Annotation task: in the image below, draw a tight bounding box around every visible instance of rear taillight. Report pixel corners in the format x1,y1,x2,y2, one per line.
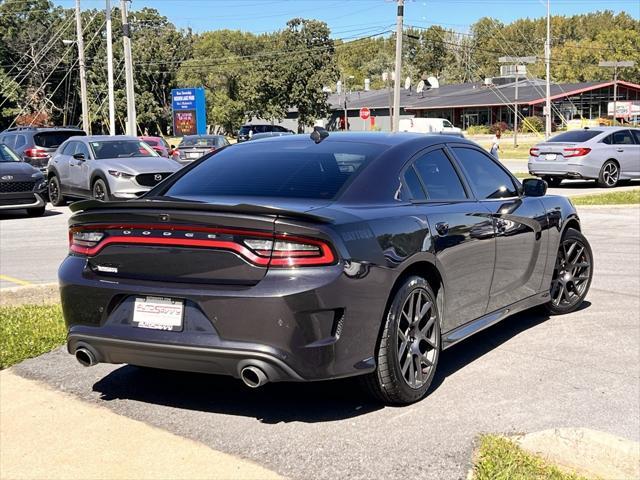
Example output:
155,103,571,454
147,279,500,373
529,147,540,157
69,225,336,267
24,147,49,158
563,147,591,158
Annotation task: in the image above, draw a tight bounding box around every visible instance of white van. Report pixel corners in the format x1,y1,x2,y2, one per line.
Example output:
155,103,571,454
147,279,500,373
399,118,463,136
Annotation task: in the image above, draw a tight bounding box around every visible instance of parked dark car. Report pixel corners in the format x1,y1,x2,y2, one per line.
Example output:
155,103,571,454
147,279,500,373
237,124,293,142
0,126,86,171
173,135,230,164
0,143,47,216
60,132,592,405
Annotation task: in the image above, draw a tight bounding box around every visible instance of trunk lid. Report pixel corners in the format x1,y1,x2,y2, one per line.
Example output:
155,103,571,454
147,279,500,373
68,199,333,286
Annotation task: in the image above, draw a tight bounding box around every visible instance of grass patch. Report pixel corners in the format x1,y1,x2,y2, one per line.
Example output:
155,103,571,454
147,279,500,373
571,189,640,205
473,435,588,480
514,172,539,179
0,304,66,369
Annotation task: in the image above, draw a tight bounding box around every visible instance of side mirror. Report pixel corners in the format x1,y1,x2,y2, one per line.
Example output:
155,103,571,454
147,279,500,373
72,153,85,161
522,177,547,197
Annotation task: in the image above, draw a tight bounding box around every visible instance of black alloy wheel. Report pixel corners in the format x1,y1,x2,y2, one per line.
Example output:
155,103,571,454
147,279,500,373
547,228,593,315
92,178,110,202
362,276,440,405
48,175,65,206
543,176,562,188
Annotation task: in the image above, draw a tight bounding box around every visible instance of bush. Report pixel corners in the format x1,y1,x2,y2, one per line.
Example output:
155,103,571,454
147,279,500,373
521,116,544,133
466,125,491,135
490,121,508,134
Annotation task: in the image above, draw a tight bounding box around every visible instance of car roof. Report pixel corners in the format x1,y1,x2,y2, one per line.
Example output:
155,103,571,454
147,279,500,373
238,131,470,147
81,135,141,142
182,135,225,138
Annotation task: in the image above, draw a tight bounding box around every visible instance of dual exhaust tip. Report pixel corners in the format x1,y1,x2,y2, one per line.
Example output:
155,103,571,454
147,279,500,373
74,347,270,389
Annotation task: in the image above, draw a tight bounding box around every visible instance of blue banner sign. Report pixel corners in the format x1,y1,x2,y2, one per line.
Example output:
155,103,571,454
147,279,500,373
171,87,206,136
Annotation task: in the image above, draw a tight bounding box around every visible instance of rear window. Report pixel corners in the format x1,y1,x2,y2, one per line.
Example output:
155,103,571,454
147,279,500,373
180,137,224,147
548,130,601,143
34,131,85,148
163,140,387,200
143,138,159,147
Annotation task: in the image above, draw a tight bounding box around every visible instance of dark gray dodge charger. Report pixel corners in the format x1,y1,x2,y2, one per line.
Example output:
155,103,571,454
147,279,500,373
60,132,592,405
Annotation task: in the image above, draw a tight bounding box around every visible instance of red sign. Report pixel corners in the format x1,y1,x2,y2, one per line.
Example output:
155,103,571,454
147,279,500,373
359,107,370,120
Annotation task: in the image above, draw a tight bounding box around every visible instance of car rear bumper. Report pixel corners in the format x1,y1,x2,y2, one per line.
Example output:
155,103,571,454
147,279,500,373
528,158,601,179
59,255,391,381
0,192,46,210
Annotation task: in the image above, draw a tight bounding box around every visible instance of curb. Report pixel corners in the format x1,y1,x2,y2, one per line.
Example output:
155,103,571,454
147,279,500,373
514,428,640,480
0,283,59,307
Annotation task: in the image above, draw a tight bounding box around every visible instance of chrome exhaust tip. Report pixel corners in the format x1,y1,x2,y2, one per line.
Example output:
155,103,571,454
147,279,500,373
240,366,268,388
75,347,97,367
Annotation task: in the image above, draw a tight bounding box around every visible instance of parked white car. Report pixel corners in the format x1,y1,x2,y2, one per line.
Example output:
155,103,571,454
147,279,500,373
528,127,640,187
399,118,463,136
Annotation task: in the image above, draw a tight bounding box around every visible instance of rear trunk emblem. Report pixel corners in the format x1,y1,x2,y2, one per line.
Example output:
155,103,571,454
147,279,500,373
154,174,162,181
159,214,170,222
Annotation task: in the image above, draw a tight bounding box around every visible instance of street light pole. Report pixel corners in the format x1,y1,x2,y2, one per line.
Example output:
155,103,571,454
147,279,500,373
599,60,635,123
75,0,90,134
106,0,116,135
121,0,137,136
392,0,404,132
544,0,552,139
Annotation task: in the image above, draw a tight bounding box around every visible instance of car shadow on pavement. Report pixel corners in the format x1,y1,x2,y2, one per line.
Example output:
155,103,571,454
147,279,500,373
0,209,62,220
91,302,590,423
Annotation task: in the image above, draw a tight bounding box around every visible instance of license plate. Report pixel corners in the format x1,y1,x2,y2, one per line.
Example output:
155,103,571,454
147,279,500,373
545,153,557,161
133,296,183,331
187,152,199,158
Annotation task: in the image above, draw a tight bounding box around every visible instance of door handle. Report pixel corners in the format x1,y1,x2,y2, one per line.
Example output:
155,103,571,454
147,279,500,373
616,148,624,152
435,222,449,236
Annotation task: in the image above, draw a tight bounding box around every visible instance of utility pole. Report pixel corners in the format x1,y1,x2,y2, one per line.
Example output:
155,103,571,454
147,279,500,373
106,0,116,135
599,60,635,123
121,0,137,136
392,0,404,132
342,75,353,130
544,0,551,139
499,56,536,147
75,0,90,134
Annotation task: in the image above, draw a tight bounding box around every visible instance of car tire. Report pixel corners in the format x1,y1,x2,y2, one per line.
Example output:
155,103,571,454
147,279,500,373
361,276,441,405
48,175,65,206
545,228,593,315
92,178,111,202
26,206,46,217
597,160,619,188
543,176,562,187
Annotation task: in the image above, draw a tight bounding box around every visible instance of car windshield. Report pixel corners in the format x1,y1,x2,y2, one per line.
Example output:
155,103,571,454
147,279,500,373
163,140,387,200
0,144,20,162
90,140,159,159
548,130,602,143
34,131,85,148
180,137,224,147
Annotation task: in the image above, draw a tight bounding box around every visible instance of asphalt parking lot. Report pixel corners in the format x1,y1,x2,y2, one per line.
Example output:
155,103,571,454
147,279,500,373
9,205,640,479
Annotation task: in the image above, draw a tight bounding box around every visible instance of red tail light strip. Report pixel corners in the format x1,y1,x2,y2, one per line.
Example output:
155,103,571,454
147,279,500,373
69,224,336,267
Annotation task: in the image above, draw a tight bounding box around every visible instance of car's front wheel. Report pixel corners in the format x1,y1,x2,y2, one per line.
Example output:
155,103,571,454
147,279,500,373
362,276,440,405
92,178,110,202
597,160,619,188
48,175,65,206
546,228,593,315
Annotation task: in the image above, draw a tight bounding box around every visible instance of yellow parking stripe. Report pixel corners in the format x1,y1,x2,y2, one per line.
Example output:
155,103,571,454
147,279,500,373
0,274,32,287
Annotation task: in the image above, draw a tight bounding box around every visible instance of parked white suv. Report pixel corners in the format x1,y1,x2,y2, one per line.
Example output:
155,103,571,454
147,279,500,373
399,118,463,136
528,127,640,187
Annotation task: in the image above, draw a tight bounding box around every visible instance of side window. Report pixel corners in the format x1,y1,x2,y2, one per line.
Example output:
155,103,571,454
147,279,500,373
413,148,467,200
452,147,518,199
15,135,26,148
631,130,640,144
3,134,16,148
612,130,634,145
75,142,91,159
403,167,427,200
602,135,613,145
62,142,76,155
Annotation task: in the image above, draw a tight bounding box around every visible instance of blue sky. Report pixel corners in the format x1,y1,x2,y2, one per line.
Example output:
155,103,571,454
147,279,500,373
53,0,639,37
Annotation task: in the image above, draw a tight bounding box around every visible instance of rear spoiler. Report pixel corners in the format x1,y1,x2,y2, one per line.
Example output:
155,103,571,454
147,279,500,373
69,199,333,223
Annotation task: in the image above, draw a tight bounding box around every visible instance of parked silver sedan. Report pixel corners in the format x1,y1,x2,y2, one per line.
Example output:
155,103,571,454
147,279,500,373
528,126,640,187
47,136,181,205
